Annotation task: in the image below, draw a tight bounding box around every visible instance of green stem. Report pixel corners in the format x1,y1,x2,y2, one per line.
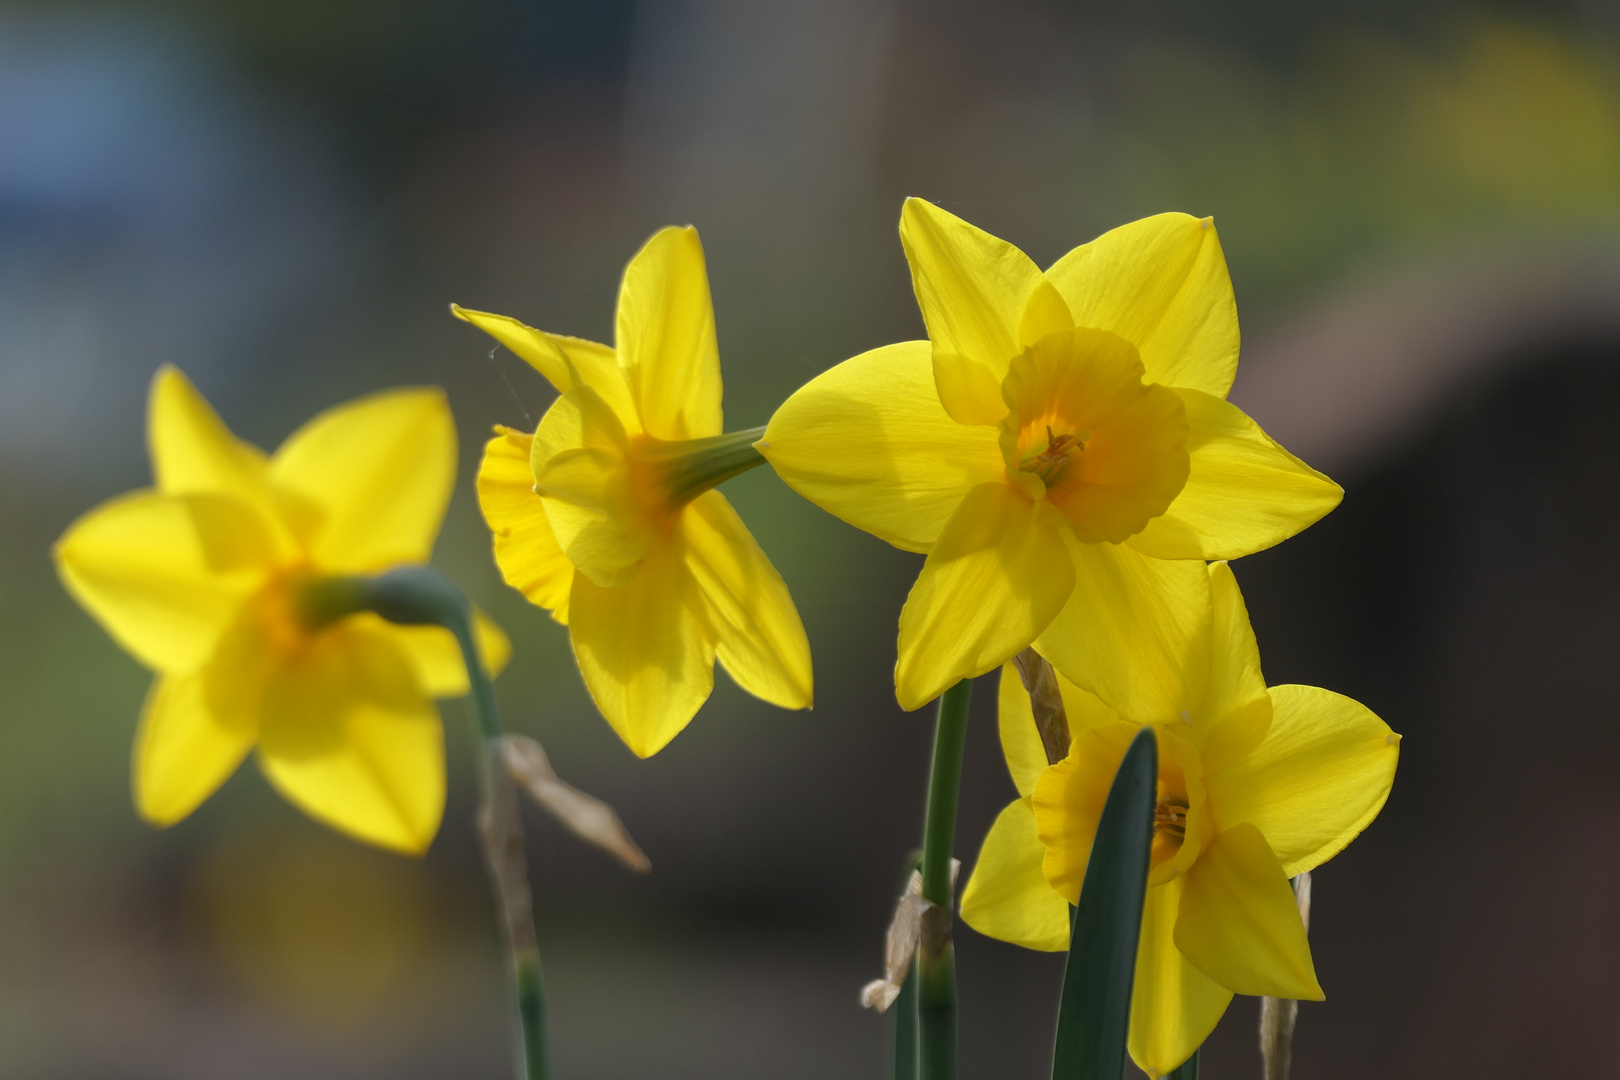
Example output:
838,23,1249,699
917,679,973,1080
307,567,551,1080
891,850,923,1080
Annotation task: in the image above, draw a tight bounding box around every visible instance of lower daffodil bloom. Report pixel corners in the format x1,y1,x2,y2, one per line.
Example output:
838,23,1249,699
959,563,1398,1077
762,199,1341,711
456,225,811,757
53,367,509,853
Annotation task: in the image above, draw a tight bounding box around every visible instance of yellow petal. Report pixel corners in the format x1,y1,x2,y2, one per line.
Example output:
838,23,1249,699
895,483,1074,711
476,426,573,621
1194,562,1272,775
450,305,640,430
1032,720,1140,903
615,226,722,440
1128,878,1234,1079
1128,391,1342,561
54,491,274,672
269,388,456,574
759,340,1003,553
998,660,1123,796
147,369,290,560
257,624,445,854
1044,213,1239,398
998,662,1049,797
133,671,256,826
568,545,715,758
532,386,653,587
960,797,1071,952
682,491,812,709
1174,822,1323,1000
1208,684,1399,876
899,198,1054,425
372,608,512,699
1035,536,1211,723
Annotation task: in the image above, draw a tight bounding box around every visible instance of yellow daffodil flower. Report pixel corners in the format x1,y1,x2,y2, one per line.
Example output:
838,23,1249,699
53,367,509,853
456,225,812,757
958,563,1397,1077
761,200,1341,711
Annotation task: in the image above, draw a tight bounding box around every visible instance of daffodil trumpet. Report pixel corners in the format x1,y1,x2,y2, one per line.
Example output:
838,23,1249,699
302,565,551,1080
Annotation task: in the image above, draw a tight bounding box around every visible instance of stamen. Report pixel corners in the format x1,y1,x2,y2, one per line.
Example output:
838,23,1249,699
1020,424,1087,485
1153,798,1188,839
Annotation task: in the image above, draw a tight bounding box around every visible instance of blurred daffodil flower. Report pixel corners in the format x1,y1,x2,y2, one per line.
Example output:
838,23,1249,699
959,563,1397,1077
457,225,811,757
762,200,1341,711
54,368,509,853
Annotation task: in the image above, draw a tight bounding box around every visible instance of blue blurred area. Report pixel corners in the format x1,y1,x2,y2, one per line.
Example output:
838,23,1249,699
3,1,1620,1077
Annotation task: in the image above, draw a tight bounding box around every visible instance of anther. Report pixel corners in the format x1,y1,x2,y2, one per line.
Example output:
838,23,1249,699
1153,798,1188,839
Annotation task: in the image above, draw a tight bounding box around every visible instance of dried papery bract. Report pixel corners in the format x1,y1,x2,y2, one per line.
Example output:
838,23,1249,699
860,860,960,1013
1260,871,1313,1080
501,735,650,873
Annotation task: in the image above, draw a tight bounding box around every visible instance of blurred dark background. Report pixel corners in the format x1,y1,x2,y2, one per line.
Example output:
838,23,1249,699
3,0,1619,1076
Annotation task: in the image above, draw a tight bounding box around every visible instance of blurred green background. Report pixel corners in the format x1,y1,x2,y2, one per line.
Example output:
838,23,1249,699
4,1,1620,1076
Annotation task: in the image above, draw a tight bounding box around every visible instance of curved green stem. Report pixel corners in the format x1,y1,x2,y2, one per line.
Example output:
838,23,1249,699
917,679,973,1080
305,567,551,1080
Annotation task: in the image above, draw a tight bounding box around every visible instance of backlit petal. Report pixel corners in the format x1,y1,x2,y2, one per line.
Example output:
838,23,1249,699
133,671,256,826
54,491,274,672
568,545,715,758
258,625,445,853
997,660,1122,796
616,226,722,440
1045,213,1239,398
960,797,1071,952
533,387,653,587
895,483,1073,711
1128,391,1341,561
899,198,1051,424
269,388,456,573
1194,562,1272,774
1175,822,1323,999
682,491,812,710
760,340,1003,553
1035,536,1211,723
476,426,573,621
451,305,640,430
1209,684,1398,876
147,369,290,560
373,609,512,699
1128,878,1234,1079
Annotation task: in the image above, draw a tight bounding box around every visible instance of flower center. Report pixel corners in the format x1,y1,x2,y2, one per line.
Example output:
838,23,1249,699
1018,424,1089,486
1153,797,1189,841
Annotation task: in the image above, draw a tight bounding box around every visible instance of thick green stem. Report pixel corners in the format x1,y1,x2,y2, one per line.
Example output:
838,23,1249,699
917,679,973,1080
305,567,551,1080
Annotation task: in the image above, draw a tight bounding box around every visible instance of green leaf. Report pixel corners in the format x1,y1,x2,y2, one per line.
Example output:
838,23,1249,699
1050,726,1157,1079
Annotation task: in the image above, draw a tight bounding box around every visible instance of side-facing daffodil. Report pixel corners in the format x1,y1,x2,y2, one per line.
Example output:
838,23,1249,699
958,562,1398,1077
762,200,1341,712
54,367,509,853
455,225,812,757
